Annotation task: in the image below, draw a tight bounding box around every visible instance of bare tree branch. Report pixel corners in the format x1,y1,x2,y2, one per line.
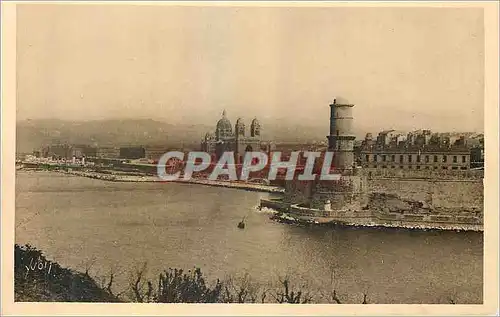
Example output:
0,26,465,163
131,262,147,303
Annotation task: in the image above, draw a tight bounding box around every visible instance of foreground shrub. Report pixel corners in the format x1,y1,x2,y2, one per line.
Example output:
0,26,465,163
13,244,377,304
14,244,119,302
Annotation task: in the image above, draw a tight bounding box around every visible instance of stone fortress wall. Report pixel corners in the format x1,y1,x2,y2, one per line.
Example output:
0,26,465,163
263,174,483,230
265,167,484,230
363,168,483,211
261,98,484,231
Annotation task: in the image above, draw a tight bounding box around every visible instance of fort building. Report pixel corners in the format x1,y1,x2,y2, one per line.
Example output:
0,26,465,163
357,130,472,170
261,97,484,231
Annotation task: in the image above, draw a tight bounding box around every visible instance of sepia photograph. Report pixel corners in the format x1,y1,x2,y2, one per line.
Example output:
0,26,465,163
1,1,499,316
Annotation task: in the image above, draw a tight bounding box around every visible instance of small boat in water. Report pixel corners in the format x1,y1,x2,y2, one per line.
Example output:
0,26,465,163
237,217,246,229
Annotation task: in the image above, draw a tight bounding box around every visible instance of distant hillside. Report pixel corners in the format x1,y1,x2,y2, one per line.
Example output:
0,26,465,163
16,116,480,154
16,118,343,153
16,119,206,153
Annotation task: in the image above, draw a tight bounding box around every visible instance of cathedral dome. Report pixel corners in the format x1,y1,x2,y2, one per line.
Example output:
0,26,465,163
216,110,232,131
216,110,233,139
216,117,232,132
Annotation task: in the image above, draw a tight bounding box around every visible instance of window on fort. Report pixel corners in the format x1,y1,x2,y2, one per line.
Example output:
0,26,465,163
452,166,458,170
417,155,421,163
382,165,387,168
391,166,395,168
425,155,429,163
399,166,404,169
409,166,412,169
461,166,467,170
442,155,447,163
399,155,403,163
425,166,429,169
373,155,377,162
462,156,466,163
434,166,438,169
442,166,447,170
416,166,421,169
365,155,369,162
453,156,457,163
382,155,386,162
408,155,412,163
391,155,395,162
434,155,438,162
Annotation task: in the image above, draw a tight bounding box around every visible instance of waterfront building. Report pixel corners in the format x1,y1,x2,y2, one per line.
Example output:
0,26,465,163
40,143,73,160
71,147,84,159
81,145,97,158
95,146,120,159
470,146,484,169
469,134,485,169
144,146,169,162
119,146,145,159
358,130,472,170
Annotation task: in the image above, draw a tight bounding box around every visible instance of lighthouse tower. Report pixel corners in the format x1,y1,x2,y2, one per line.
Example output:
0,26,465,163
327,97,356,171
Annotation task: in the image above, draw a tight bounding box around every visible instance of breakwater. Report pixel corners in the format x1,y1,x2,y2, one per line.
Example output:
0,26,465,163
47,169,285,193
172,178,284,193
260,199,483,232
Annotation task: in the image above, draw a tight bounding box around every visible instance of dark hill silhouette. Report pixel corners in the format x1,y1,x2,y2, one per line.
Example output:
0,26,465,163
16,118,352,153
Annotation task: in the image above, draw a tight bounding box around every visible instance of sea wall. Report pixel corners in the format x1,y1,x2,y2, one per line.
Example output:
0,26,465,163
367,178,483,212
260,199,291,212
371,208,482,227
270,168,484,231
282,170,483,213
260,199,483,231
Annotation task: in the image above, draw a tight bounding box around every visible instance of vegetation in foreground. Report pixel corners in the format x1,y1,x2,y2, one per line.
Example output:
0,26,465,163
15,244,460,304
15,244,119,302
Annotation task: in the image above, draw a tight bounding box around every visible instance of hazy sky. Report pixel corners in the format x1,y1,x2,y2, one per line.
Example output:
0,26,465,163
17,5,484,132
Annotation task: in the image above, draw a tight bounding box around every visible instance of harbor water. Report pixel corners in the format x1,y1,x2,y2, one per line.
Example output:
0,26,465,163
15,171,483,303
